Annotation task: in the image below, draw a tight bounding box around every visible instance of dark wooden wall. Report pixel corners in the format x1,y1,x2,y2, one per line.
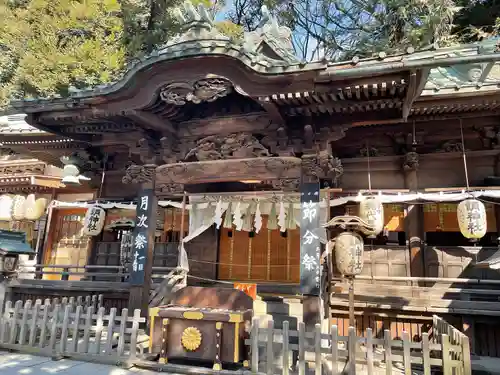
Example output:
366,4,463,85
341,150,497,191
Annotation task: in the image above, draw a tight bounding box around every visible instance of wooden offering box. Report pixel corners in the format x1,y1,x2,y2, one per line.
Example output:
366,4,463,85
149,286,253,370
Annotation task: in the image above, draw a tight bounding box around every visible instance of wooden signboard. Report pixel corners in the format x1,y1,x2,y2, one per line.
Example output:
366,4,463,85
130,189,154,285
299,182,321,296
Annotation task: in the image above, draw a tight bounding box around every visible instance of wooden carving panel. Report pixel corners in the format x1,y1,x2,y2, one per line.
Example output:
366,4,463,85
156,157,301,184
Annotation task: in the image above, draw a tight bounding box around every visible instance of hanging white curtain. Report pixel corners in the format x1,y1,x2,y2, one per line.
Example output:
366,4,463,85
178,199,231,272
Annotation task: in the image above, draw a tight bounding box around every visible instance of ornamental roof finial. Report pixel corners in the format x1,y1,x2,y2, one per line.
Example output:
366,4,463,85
174,0,214,32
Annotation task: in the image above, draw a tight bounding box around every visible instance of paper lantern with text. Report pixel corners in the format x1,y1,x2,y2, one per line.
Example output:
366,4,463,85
334,231,364,276
82,206,106,236
0,195,13,221
11,195,26,220
457,198,487,240
359,196,384,236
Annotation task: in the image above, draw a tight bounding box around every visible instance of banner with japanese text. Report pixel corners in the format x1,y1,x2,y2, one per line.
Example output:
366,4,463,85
300,182,321,296
130,188,154,285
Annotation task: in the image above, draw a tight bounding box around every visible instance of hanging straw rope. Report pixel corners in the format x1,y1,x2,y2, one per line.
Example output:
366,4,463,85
367,140,372,193
459,118,470,192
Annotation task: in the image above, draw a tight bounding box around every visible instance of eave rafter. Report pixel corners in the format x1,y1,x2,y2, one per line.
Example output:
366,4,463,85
402,68,430,121
126,110,176,135
257,97,285,125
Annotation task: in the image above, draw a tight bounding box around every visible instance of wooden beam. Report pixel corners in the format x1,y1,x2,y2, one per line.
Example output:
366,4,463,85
424,186,500,192
257,98,285,125
314,72,407,86
290,98,401,114
26,114,92,142
414,92,500,108
30,176,65,189
176,113,275,138
127,110,176,134
92,132,143,147
402,68,430,121
479,62,495,83
156,156,302,185
349,110,500,128
402,71,417,121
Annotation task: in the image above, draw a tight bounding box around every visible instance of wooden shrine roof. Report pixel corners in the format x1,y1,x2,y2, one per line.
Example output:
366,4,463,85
2,3,500,188
0,158,66,193
7,4,500,133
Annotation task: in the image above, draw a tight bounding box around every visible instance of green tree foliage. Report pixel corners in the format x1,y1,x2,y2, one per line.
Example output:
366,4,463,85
454,0,500,41
0,0,242,110
0,0,125,107
228,0,460,60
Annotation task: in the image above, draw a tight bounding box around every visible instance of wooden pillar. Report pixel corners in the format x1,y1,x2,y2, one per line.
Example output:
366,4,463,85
403,152,425,279
462,317,476,354
494,155,500,246
300,154,322,329
127,165,158,317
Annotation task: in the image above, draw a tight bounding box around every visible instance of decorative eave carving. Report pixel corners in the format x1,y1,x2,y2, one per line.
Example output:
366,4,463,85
300,124,347,154
122,164,157,184
301,151,343,187
359,146,381,157
435,140,464,153
156,183,184,196
403,151,419,171
184,133,271,161
160,78,233,106
156,156,301,185
386,131,425,155
474,125,500,149
0,161,46,176
261,127,290,155
265,178,300,191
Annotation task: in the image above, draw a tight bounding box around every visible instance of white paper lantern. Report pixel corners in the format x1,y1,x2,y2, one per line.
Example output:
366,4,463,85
0,195,13,221
24,194,36,220
334,231,364,276
359,196,384,236
457,198,487,240
12,195,26,220
24,195,47,221
82,205,106,236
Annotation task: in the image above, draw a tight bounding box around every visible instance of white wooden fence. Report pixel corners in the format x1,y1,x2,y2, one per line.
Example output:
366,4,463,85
248,318,472,375
433,315,472,373
0,299,144,365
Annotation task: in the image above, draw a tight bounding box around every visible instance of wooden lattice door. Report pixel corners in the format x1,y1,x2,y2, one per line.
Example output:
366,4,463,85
43,208,90,280
218,217,300,283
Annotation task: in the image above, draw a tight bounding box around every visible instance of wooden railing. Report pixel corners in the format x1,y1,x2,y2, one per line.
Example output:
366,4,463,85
0,299,145,366
94,242,178,270
433,315,472,369
18,264,178,282
248,318,472,375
